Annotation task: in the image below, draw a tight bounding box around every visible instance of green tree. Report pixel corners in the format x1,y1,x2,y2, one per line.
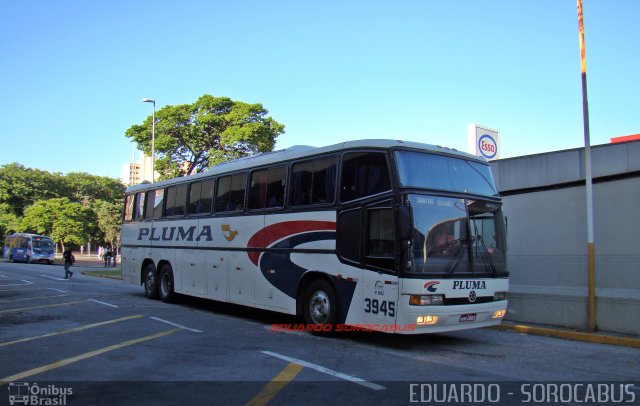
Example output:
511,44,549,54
64,172,126,205
0,163,66,215
93,200,122,249
125,94,285,180
0,203,20,249
21,198,95,252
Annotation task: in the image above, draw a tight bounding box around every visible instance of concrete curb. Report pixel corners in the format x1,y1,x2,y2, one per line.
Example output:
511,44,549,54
492,322,640,348
80,271,122,280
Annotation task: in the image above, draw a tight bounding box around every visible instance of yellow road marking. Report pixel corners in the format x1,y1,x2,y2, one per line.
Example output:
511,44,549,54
0,315,144,348
245,362,304,406
0,328,181,385
0,294,68,304
0,300,88,314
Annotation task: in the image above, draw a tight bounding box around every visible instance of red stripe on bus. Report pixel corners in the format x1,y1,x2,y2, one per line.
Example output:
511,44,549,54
247,221,336,265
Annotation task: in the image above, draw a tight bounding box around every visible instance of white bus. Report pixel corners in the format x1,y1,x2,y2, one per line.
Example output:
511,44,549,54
3,233,55,264
121,140,508,334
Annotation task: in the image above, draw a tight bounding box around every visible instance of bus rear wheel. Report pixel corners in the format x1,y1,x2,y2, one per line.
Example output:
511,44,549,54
303,279,339,330
143,264,159,300
159,264,175,303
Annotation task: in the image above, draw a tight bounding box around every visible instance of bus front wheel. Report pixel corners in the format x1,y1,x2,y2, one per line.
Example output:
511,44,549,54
303,279,339,329
143,264,159,300
159,264,175,303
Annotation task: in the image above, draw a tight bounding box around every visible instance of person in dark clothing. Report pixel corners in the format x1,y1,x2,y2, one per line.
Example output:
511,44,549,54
63,249,75,279
105,249,112,267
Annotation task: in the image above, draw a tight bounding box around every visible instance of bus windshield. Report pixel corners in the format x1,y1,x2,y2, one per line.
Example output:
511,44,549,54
32,238,54,253
395,151,498,198
406,195,507,277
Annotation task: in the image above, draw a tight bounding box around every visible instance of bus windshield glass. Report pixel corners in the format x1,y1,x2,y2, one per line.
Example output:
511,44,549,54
406,195,507,276
32,238,54,253
395,151,498,197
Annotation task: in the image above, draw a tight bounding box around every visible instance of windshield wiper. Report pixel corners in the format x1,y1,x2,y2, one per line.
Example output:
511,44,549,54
472,222,497,274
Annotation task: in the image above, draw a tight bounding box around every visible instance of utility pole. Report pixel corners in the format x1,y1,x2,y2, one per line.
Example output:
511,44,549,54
577,0,596,331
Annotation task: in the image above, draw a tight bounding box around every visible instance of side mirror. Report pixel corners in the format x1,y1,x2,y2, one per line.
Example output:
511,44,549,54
397,205,412,241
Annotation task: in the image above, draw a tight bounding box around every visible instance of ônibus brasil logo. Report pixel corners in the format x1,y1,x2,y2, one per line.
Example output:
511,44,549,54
423,281,440,293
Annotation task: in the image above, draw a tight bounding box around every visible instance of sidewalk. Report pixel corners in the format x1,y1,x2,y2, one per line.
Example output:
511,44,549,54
492,321,640,348
54,253,120,270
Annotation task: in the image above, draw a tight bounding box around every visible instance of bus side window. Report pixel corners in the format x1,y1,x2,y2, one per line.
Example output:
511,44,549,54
337,208,362,265
123,194,134,222
291,161,313,206
165,186,177,217
291,156,336,207
216,176,231,212
249,170,268,210
250,166,285,210
312,157,336,204
231,174,246,211
188,180,214,215
266,166,285,208
216,174,246,212
340,152,391,202
164,184,187,217
173,184,188,216
135,192,145,221
145,188,164,220
366,207,396,272
199,180,214,214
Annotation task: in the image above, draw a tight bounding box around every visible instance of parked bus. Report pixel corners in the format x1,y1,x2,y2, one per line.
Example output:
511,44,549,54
121,140,508,333
3,233,55,264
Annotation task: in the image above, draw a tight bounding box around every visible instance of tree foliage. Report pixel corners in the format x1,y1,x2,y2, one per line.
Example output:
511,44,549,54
125,94,285,180
0,203,20,241
21,198,96,251
0,163,67,215
92,200,122,249
64,172,126,204
0,163,125,249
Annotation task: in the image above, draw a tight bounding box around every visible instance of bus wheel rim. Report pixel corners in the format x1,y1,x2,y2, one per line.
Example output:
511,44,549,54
145,272,155,292
161,273,171,295
310,291,330,324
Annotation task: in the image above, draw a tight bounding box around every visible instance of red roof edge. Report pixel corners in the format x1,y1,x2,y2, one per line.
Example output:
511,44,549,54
610,134,640,143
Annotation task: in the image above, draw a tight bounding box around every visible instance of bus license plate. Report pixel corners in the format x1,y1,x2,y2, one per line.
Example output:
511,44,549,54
459,313,477,322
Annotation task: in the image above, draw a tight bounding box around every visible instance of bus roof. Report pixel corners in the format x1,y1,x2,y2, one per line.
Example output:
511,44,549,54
6,233,52,239
125,139,485,193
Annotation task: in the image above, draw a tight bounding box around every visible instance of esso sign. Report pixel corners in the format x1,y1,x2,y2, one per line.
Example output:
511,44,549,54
478,134,497,159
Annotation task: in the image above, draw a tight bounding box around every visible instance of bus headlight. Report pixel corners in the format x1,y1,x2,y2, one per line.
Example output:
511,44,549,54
409,294,444,306
492,309,507,318
417,315,439,325
493,291,507,301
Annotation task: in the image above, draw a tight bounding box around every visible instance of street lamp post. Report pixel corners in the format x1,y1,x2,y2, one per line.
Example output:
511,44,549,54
142,98,156,183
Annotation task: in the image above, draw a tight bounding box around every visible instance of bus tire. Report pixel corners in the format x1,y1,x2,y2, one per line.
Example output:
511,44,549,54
303,279,339,331
143,263,159,300
159,264,175,303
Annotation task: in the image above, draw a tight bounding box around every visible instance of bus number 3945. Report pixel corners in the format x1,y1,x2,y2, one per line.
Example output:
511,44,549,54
364,298,395,317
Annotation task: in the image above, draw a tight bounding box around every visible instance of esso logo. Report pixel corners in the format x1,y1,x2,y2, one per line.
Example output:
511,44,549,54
478,134,497,159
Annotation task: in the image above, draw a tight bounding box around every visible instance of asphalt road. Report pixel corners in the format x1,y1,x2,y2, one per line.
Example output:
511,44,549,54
1,260,639,406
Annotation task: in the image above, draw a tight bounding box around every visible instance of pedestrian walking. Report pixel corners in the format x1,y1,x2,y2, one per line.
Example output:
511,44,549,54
63,249,75,279
105,248,112,267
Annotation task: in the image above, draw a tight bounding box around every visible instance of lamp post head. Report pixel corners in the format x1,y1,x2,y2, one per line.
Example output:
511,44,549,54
142,98,155,104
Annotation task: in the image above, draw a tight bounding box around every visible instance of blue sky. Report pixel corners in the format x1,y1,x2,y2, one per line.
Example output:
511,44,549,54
1,0,638,179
